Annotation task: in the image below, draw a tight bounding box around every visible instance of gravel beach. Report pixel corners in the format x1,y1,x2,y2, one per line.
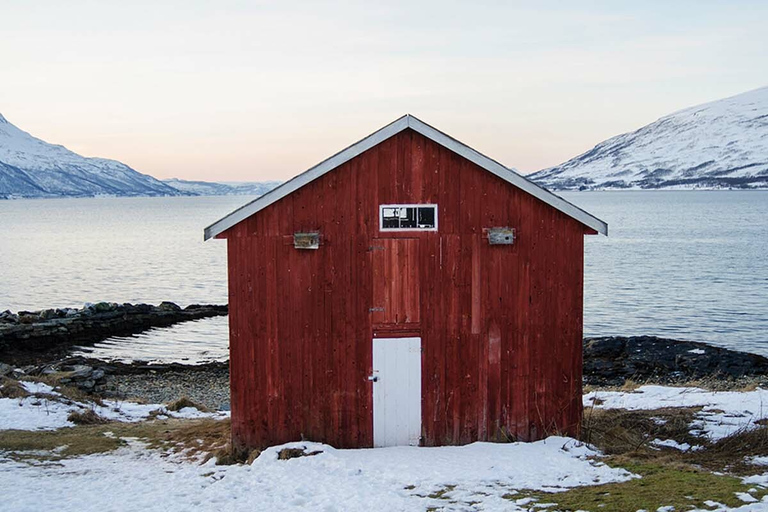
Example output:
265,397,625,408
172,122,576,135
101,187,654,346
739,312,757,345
103,366,230,411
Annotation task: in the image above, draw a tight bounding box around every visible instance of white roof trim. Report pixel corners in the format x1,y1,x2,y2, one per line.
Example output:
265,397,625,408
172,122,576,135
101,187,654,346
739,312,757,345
204,115,607,240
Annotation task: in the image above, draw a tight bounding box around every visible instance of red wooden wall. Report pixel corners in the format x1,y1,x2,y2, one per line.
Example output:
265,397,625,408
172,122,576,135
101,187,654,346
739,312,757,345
221,129,590,450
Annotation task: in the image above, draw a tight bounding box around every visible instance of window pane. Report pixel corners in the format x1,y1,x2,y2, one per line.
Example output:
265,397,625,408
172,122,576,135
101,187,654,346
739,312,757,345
400,207,417,228
381,204,437,230
382,208,400,228
417,207,435,228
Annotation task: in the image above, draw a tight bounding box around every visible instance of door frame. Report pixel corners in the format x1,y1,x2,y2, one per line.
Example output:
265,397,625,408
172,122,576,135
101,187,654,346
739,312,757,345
371,336,422,447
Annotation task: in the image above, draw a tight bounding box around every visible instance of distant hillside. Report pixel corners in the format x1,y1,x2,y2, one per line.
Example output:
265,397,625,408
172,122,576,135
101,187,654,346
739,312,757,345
529,87,768,190
163,178,281,197
0,114,183,199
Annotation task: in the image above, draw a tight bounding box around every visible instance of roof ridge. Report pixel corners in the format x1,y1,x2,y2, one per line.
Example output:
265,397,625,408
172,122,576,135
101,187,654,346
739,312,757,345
204,116,607,240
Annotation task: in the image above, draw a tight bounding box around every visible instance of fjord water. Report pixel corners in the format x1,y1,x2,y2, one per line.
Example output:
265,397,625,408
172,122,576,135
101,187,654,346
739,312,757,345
565,190,768,356
0,191,766,362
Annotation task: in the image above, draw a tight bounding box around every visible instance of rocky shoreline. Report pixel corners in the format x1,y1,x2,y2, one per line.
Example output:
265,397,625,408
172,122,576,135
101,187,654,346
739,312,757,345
0,301,228,365
583,335,768,385
1,331,766,411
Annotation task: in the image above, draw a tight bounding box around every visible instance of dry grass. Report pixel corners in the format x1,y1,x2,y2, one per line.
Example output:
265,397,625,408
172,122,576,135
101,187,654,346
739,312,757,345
67,409,110,425
153,418,229,455
0,377,29,398
0,418,235,464
687,425,768,474
581,406,703,456
135,416,256,465
620,379,642,392
0,425,126,460
59,385,105,406
588,375,768,393
277,446,322,460
582,403,768,476
166,397,209,413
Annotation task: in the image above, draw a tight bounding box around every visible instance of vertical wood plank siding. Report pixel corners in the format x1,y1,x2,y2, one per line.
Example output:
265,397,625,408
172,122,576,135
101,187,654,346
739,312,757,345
223,129,588,449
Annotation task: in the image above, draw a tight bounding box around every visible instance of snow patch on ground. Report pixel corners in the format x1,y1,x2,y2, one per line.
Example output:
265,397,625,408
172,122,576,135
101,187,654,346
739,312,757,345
584,385,768,440
693,495,768,511
652,438,702,452
0,381,227,430
20,381,60,395
743,473,768,488
0,438,635,512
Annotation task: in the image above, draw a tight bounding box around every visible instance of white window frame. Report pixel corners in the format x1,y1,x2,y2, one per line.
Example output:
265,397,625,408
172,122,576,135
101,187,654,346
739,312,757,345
379,204,438,232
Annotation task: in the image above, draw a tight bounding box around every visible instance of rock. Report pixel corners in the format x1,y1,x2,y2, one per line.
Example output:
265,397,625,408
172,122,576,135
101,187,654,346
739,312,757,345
0,362,13,377
92,302,112,313
0,310,19,324
39,309,57,320
69,365,93,379
158,301,181,312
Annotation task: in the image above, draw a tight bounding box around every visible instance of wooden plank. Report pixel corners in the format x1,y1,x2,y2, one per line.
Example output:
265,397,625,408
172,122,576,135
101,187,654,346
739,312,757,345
224,130,586,449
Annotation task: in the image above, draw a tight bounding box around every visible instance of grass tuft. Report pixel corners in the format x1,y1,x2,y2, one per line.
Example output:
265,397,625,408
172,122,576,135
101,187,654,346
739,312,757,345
166,397,209,412
0,377,30,398
67,409,110,425
277,446,322,461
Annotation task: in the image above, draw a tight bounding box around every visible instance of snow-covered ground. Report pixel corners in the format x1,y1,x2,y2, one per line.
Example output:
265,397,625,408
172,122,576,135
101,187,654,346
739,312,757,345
0,438,633,512
3,382,768,511
584,385,768,440
0,381,227,431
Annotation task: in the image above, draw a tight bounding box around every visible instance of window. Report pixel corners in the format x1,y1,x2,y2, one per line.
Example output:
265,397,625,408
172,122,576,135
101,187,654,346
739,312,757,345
379,204,437,231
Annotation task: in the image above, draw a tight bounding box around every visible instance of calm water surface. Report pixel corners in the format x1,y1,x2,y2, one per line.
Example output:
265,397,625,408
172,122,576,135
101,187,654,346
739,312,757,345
0,191,766,361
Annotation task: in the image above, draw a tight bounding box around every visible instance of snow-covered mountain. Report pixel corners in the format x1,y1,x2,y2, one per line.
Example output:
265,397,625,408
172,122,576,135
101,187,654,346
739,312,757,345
0,114,183,199
529,87,768,190
163,178,281,197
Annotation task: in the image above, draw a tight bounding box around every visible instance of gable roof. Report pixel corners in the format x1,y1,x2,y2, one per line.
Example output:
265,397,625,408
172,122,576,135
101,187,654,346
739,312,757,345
204,115,608,240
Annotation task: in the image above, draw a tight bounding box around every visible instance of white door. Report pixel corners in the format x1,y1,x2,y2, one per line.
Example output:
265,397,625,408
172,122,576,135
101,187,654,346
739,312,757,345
372,337,422,447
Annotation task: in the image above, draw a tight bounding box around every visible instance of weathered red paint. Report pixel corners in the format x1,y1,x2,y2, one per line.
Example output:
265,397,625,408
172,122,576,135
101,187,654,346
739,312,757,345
221,129,590,449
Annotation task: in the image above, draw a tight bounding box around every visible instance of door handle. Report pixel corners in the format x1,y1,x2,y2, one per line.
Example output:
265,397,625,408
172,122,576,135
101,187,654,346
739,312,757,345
368,375,379,382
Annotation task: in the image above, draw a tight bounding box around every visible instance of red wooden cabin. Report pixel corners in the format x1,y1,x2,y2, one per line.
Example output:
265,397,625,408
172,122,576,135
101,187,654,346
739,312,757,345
205,115,607,450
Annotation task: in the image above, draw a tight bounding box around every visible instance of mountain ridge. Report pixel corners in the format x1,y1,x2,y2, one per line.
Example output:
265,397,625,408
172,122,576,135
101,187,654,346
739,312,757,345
0,114,184,199
162,178,281,197
528,86,768,190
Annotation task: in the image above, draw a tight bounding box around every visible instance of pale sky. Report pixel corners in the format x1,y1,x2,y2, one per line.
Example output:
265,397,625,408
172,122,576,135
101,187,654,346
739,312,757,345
2,1,767,181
